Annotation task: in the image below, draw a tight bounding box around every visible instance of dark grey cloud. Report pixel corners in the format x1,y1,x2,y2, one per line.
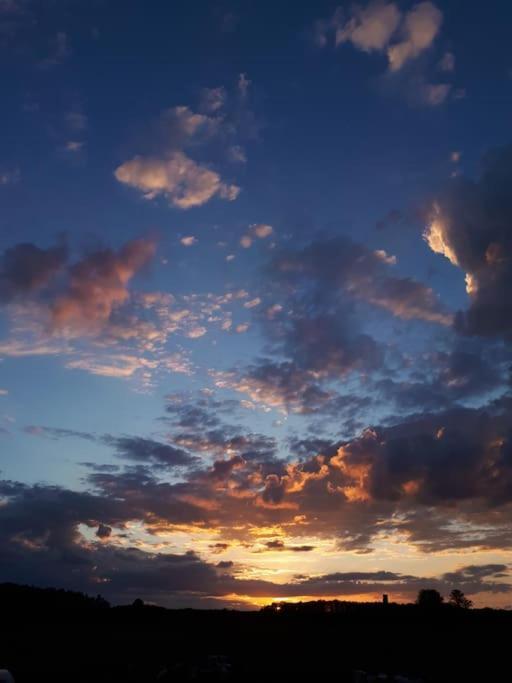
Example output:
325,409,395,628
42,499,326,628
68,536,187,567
269,237,451,328
426,144,512,338
0,242,67,303
0,237,156,339
261,540,315,552
96,523,112,538
103,435,196,469
24,426,198,470
375,347,507,412
223,235,453,417
0,477,509,606
21,395,512,555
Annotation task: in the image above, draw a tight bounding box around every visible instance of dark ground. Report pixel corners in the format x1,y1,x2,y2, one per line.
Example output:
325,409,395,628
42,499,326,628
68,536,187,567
1,583,510,682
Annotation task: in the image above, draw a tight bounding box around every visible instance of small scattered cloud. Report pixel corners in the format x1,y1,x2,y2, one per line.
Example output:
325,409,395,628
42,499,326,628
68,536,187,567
387,2,442,72
180,236,198,247
115,152,240,209
317,2,454,107
439,51,455,72
318,1,443,72
418,81,451,107
65,141,85,153
199,86,226,113
240,223,273,248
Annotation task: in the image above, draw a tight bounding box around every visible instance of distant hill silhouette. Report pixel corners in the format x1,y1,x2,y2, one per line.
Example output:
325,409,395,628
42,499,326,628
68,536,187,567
1,582,511,682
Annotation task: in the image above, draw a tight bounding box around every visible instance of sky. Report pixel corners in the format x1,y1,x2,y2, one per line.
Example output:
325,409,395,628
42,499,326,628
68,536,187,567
1,0,512,610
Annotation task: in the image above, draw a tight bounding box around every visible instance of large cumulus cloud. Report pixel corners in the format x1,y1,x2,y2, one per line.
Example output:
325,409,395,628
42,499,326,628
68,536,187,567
425,144,512,338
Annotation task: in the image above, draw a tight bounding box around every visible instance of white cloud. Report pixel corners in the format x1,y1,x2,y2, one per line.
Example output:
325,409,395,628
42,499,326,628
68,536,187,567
336,1,401,52
180,236,198,247
320,2,443,72
160,105,219,144
374,249,397,265
252,223,273,238
187,326,207,339
387,2,442,72
115,152,240,209
240,223,274,249
66,354,157,379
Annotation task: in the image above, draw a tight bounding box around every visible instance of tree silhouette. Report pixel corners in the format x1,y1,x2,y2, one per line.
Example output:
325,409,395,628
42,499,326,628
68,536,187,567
416,588,444,608
448,589,472,609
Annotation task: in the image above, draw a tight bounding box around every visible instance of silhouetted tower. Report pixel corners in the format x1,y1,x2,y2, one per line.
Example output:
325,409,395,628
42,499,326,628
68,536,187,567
382,594,389,606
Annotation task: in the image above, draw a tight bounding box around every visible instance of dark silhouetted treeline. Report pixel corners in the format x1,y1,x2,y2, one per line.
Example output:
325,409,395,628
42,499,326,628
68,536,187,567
1,583,511,682
0,582,110,612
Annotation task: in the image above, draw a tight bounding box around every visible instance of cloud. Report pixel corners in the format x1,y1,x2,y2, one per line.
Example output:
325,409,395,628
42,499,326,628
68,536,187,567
104,435,197,469
418,81,451,106
114,81,255,210
218,237,449,418
5,391,512,608
375,347,505,412
0,477,510,606
96,523,112,539
424,144,512,337
115,152,240,209
319,2,443,72
199,87,226,113
214,362,333,414
260,539,315,552
387,2,442,72
0,242,67,303
439,51,455,72
317,2,452,107
228,145,247,163
335,1,401,52
50,237,156,335
180,236,198,247
156,105,220,148
65,141,84,154
0,236,156,340
240,223,273,248
270,237,451,326
25,425,198,470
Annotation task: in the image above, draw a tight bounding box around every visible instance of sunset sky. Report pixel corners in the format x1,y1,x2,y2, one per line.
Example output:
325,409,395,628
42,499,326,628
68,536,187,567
2,0,512,609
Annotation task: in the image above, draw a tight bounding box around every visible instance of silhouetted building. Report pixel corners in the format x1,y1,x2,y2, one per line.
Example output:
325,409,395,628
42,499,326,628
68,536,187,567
383,594,389,606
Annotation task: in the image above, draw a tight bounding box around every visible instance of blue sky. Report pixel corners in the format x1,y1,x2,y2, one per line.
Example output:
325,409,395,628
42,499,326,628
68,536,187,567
2,0,512,608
